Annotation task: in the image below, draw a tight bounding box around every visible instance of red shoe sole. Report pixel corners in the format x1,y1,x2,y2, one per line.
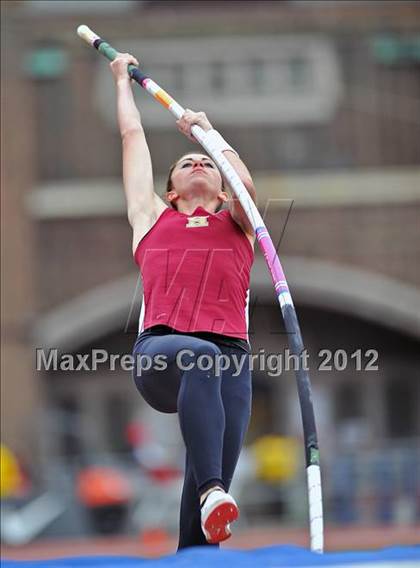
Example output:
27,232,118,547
203,501,239,544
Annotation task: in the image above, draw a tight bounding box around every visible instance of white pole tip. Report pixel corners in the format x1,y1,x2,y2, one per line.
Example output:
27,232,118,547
77,25,99,45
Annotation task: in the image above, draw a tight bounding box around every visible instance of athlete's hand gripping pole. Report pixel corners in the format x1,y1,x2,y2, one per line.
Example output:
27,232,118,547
77,24,324,553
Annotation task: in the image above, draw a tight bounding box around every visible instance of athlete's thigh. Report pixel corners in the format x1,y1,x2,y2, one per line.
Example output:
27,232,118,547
132,334,183,413
132,333,222,413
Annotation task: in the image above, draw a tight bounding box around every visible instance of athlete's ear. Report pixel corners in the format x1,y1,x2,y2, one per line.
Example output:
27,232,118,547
217,191,229,203
166,190,179,205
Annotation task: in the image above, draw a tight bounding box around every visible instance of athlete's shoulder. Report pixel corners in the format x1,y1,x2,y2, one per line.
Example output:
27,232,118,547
215,207,231,218
217,207,255,250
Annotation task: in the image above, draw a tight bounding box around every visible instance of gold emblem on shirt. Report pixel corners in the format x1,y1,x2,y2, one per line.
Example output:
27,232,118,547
186,216,209,228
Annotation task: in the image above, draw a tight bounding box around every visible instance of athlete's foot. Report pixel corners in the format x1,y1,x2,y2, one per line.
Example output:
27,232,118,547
200,489,239,544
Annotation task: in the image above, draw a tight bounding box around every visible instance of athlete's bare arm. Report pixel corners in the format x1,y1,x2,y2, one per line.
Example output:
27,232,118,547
177,110,257,241
110,53,167,253
220,150,257,240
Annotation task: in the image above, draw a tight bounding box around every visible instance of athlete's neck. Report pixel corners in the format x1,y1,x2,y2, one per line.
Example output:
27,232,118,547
176,198,219,216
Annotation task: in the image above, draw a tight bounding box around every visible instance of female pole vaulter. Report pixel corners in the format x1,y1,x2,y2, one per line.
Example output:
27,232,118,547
110,52,257,549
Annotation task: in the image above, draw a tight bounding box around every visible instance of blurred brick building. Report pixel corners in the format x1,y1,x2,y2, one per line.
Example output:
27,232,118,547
2,0,420,492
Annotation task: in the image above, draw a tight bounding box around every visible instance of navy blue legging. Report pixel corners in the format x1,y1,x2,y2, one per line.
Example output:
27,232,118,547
132,332,252,549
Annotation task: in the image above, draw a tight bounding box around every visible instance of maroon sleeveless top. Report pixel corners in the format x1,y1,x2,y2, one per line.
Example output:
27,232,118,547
134,206,254,341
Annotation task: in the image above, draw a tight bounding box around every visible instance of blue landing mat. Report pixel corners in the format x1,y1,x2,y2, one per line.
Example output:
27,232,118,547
2,545,420,567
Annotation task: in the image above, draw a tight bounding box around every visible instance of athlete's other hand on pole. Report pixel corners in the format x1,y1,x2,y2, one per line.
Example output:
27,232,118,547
110,52,139,84
177,109,213,142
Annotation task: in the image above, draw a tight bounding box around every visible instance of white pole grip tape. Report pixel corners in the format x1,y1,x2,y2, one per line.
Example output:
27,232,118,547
307,464,324,553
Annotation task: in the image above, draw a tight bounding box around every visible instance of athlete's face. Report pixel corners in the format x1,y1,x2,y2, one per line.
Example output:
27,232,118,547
169,153,224,200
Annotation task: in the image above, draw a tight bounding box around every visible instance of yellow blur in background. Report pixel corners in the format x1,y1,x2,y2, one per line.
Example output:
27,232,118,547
0,443,26,499
252,436,299,483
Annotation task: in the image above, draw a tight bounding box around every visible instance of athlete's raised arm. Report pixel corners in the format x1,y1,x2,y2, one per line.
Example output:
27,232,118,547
110,53,167,251
176,109,257,239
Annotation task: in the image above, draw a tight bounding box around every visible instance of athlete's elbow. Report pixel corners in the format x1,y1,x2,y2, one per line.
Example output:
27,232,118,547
121,125,144,140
